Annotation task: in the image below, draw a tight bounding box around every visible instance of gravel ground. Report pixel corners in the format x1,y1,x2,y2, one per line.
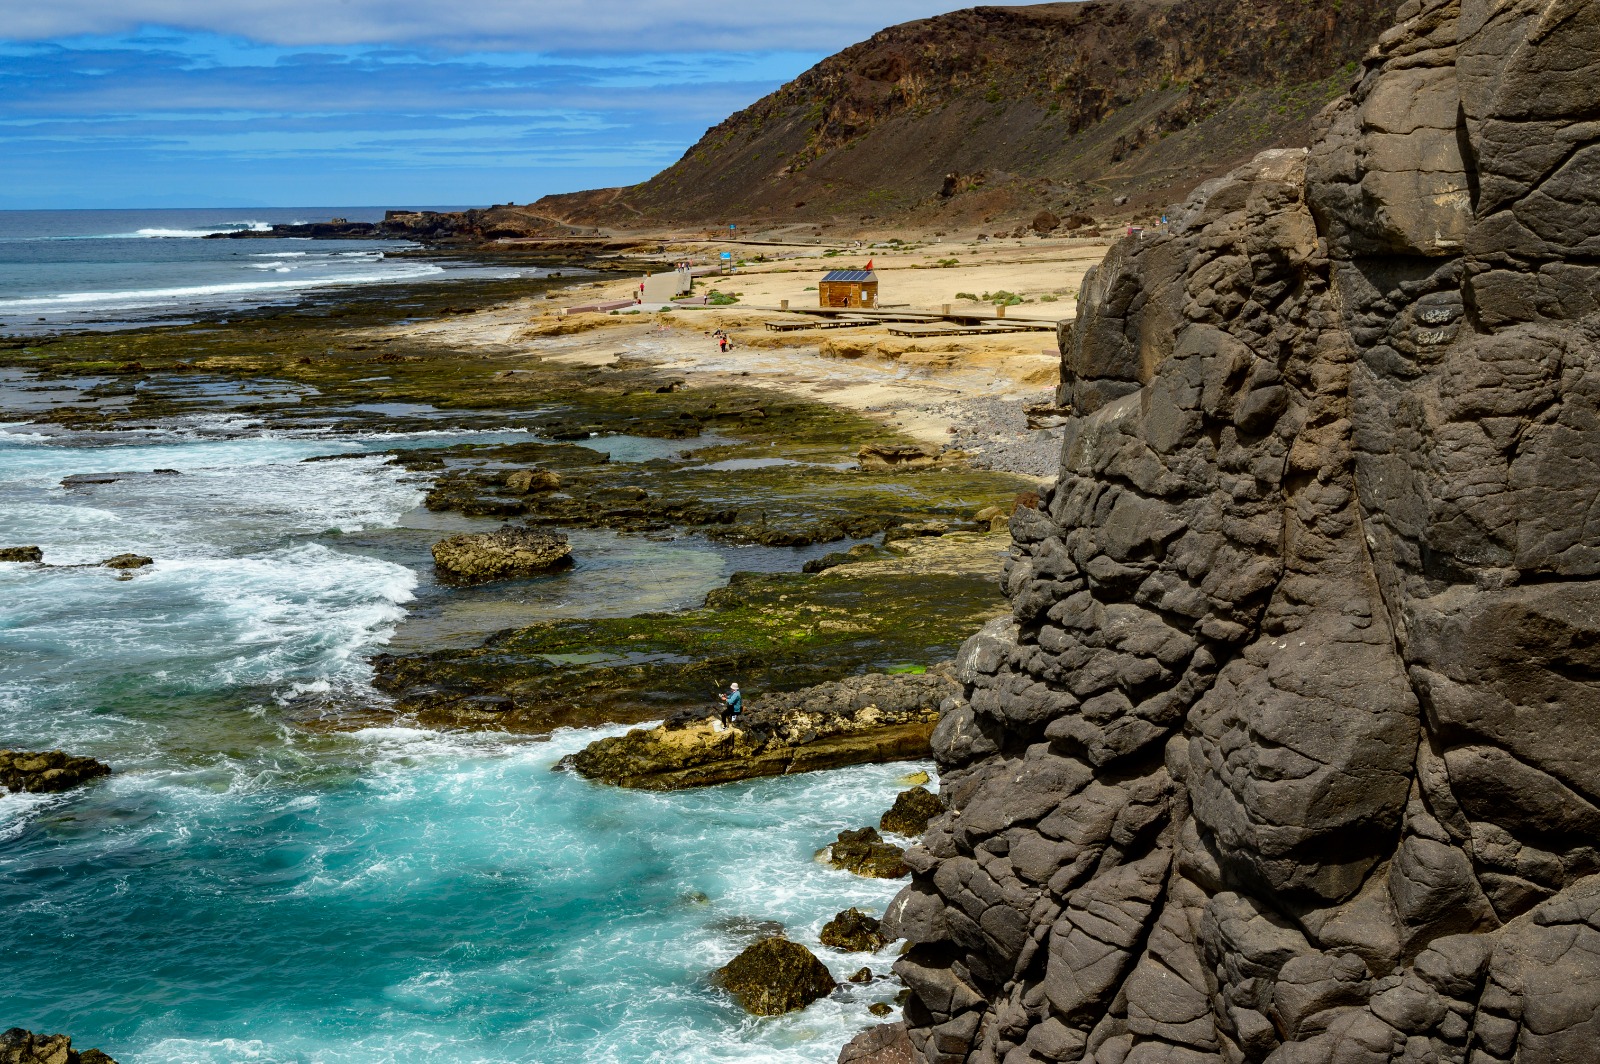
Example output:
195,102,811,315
916,391,1066,478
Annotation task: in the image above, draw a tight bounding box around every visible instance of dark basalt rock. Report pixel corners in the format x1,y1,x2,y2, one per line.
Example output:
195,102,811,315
826,828,908,880
712,937,837,1016
0,750,112,794
0,1028,116,1064
836,1022,913,1064
821,908,890,952
878,785,944,836
886,3,1600,1062
0,546,43,563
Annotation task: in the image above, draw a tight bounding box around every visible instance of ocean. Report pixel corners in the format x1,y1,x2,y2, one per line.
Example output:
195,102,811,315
0,208,550,333
0,212,911,1063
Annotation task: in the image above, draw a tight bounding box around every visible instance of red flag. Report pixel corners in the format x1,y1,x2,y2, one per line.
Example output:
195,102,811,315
864,258,873,270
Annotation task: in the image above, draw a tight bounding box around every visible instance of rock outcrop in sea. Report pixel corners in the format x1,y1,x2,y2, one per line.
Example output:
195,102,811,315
822,908,892,952
0,750,112,794
567,670,954,789
0,1028,116,1064
713,937,838,1015
430,525,572,583
881,2,1600,1061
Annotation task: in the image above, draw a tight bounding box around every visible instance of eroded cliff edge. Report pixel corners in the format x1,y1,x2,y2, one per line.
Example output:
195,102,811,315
883,1,1600,1061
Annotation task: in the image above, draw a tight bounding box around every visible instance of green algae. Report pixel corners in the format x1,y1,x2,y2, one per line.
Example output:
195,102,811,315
371,540,1009,734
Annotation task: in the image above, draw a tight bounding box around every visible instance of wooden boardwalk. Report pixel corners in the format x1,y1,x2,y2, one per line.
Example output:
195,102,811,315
887,321,1052,337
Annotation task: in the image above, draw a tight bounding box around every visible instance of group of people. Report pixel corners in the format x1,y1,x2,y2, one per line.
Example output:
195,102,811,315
710,328,732,353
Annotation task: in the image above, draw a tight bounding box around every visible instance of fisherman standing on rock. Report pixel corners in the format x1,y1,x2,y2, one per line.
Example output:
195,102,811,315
718,683,743,727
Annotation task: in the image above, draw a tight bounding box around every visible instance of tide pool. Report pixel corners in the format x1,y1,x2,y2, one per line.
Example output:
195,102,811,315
0,413,914,1062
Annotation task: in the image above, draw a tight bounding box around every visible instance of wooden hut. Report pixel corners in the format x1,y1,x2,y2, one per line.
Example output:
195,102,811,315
818,269,879,309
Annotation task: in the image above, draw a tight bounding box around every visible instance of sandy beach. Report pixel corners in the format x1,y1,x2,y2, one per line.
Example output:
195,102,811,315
377,234,1111,474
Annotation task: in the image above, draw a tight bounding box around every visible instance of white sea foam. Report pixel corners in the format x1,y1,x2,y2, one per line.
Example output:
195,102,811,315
129,222,274,238
0,264,446,313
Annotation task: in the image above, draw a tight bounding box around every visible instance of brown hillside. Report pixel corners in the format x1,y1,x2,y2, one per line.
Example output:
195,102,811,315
534,0,1398,232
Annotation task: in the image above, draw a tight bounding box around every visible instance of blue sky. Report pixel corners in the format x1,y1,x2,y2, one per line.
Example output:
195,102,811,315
0,2,962,209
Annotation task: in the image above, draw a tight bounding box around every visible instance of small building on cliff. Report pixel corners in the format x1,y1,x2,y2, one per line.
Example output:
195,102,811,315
818,269,878,309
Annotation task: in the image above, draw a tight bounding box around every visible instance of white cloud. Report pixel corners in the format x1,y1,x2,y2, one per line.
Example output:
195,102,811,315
0,0,969,52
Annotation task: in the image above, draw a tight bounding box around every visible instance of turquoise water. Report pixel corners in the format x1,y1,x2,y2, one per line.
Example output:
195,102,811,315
0,413,915,1062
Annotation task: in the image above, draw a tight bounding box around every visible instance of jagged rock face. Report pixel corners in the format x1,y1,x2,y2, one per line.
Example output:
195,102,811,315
886,2,1600,1061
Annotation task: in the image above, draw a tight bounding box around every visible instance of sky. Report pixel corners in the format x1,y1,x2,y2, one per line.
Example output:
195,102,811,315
0,1,966,210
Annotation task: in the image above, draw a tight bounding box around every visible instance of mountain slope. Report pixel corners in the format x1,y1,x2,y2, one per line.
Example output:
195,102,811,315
533,0,1400,232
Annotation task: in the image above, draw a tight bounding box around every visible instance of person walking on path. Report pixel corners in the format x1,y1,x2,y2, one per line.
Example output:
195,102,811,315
718,683,743,726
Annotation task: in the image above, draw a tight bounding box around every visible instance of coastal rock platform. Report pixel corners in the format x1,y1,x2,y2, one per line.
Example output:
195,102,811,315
565,669,954,789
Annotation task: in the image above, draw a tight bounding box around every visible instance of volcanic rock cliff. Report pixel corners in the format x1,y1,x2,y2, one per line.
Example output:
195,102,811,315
535,0,1397,230
881,1,1600,1061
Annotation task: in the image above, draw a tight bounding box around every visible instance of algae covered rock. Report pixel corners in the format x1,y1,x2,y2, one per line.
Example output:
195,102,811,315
820,908,889,952
0,1028,117,1064
0,546,43,563
504,468,561,494
100,553,153,570
712,937,836,1015
878,785,942,836
857,443,955,472
566,671,952,789
0,750,112,794
826,827,907,879
431,524,572,583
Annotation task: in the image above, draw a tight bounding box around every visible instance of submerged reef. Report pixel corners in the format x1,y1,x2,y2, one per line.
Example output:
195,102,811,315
880,2,1600,1061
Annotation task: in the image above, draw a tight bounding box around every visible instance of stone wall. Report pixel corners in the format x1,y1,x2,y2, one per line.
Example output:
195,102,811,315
884,2,1600,1061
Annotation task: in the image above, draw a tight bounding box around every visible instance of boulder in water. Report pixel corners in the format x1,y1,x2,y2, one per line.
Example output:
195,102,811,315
431,525,572,583
712,937,836,1015
100,554,152,570
0,1029,117,1064
0,750,112,794
820,908,888,952
825,827,907,879
878,786,943,836
0,546,43,563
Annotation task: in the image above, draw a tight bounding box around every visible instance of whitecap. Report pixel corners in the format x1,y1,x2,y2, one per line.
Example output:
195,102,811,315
0,264,446,313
